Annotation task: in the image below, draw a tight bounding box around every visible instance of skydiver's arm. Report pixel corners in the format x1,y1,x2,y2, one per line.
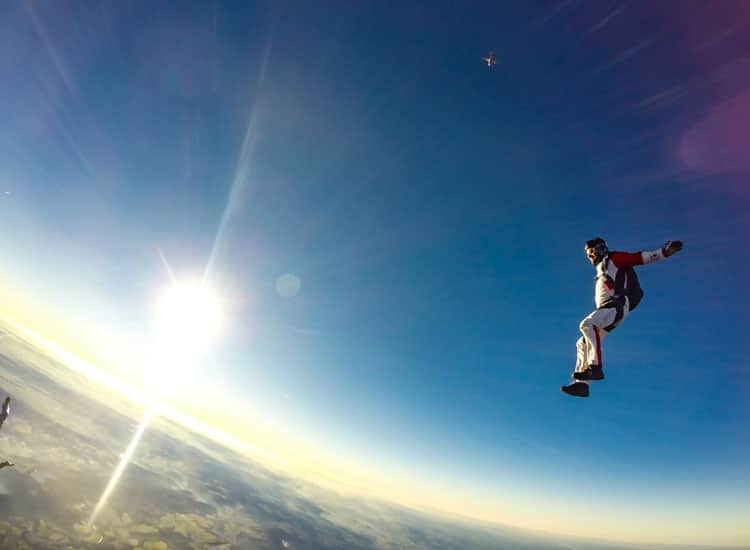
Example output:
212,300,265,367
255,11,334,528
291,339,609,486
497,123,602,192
611,241,683,268
610,251,648,268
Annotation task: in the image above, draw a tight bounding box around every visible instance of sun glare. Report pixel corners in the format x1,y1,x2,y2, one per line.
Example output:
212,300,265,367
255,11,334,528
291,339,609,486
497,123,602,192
147,281,224,392
155,282,222,354
89,281,225,526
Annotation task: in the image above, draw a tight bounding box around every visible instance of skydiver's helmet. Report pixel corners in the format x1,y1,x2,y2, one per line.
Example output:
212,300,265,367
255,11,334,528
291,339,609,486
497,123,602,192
584,237,608,264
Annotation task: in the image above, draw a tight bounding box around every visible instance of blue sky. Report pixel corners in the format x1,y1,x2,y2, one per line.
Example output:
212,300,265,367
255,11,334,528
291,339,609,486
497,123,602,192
0,0,748,545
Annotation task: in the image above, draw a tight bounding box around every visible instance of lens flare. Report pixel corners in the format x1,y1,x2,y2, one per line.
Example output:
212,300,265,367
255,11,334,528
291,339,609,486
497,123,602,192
90,279,223,528
89,404,155,526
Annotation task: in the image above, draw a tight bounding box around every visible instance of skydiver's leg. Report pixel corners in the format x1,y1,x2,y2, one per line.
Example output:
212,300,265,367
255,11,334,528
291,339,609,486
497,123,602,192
575,336,588,374
565,309,617,395
564,335,592,396
580,298,632,370
577,307,618,376
579,308,615,368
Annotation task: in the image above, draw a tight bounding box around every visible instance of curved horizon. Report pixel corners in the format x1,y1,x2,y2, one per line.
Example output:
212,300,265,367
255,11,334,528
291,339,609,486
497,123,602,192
0,1,747,547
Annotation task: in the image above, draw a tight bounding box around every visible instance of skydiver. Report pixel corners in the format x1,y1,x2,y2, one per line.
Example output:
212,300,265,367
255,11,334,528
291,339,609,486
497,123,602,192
482,52,496,67
0,396,9,429
561,238,683,398
0,396,12,469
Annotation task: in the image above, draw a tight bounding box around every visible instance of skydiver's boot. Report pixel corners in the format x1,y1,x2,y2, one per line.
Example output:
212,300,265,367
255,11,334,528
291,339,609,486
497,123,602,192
574,365,604,381
561,381,589,398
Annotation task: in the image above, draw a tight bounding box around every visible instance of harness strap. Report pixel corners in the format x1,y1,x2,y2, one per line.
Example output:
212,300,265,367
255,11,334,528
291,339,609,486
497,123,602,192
600,295,626,332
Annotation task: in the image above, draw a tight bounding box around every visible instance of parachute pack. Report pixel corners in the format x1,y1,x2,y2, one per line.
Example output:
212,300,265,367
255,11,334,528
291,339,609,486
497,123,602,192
615,263,643,310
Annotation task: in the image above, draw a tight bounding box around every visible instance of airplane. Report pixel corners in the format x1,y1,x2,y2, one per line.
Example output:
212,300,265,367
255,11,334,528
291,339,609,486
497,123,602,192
482,51,497,67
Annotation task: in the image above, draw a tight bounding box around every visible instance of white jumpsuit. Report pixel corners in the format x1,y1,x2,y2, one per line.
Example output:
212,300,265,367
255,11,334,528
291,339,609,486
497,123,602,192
574,247,666,375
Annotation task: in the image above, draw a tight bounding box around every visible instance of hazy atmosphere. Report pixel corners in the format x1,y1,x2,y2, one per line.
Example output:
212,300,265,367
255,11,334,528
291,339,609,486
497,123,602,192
0,1,748,548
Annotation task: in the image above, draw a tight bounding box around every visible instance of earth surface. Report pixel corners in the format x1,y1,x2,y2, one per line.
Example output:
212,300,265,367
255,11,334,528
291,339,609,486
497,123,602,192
0,323,717,550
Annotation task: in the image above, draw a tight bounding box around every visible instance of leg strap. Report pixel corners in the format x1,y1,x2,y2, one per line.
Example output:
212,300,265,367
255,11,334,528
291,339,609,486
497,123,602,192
601,296,626,333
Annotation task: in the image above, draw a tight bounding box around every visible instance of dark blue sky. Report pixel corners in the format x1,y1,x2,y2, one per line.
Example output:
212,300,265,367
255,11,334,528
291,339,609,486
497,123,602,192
0,1,748,544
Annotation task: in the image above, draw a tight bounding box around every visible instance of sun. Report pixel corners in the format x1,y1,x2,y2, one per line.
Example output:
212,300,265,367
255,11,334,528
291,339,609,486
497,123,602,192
154,282,223,359
89,281,224,526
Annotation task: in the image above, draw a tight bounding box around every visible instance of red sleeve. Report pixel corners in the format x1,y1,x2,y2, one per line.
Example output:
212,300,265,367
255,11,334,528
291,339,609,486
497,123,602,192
610,251,643,268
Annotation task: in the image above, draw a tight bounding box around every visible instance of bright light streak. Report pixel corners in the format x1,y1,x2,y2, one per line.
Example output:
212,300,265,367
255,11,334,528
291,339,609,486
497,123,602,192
87,265,228,528
203,39,272,285
157,247,177,285
89,403,155,526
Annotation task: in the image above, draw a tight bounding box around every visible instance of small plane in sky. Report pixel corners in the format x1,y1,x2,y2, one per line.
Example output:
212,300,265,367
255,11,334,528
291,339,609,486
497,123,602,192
482,51,497,67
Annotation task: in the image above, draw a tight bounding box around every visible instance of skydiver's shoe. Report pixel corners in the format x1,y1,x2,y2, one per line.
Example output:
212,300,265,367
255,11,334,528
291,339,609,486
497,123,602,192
561,382,589,398
573,365,604,381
